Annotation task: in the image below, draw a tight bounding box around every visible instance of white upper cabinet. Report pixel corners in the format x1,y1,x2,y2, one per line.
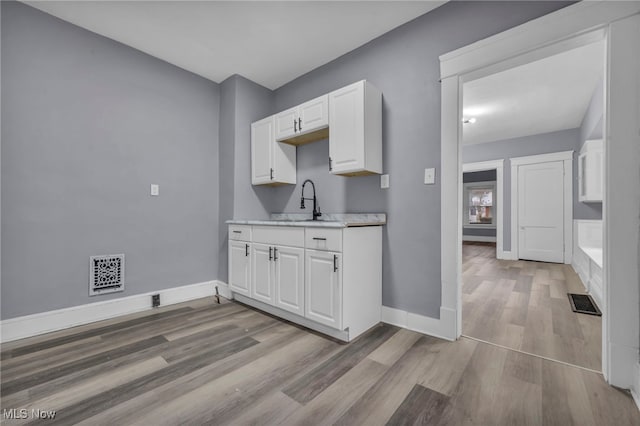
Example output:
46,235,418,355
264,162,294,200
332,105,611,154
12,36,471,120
251,116,296,185
578,139,603,202
275,95,329,145
251,80,383,185
329,81,382,176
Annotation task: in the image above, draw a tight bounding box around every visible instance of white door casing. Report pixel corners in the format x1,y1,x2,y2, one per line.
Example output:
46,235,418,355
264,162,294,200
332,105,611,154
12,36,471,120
517,161,565,263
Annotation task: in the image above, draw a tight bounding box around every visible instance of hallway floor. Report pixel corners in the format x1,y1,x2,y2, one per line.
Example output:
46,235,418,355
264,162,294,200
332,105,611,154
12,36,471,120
462,242,601,371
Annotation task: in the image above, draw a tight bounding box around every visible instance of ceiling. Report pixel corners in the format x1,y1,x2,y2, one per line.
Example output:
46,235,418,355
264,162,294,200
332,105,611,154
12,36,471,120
25,1,446,90
462,41,605,145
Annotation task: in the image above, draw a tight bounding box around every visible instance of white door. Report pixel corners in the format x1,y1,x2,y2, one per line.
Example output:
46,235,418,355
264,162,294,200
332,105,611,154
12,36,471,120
298,95,328,135
305,250,342,329
228,240,251,296
251,117,274,185
329,81,364,174
251,243,274,305
275,107,298,141
518,161,565,263
274,245,305,316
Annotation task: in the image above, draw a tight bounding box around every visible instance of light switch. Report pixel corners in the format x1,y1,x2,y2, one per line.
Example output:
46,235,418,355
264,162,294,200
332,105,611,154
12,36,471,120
150,184,159,196
424,168,436,185
380,174,390,189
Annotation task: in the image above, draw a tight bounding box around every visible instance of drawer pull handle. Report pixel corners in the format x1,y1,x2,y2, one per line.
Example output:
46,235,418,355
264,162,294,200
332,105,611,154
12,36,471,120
312,237,327,241
232,230,242,234
333,255,338,272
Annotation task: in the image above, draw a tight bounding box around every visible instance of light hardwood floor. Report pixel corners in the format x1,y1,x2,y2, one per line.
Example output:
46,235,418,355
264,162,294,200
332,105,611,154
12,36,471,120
1,295,638,425
462,242,602,371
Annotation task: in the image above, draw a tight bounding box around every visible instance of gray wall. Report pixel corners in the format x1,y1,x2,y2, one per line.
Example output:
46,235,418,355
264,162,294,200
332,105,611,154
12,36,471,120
1,2,220,319
253,1,572,318
463,128,583,251
463,170,497,238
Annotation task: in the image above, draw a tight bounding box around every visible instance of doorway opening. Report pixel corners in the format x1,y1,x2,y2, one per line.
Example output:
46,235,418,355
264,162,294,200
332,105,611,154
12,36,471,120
459,37,605,371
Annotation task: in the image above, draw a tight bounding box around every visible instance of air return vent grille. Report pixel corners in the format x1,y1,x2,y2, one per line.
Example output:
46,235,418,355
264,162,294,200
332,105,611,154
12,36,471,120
89,254,125,296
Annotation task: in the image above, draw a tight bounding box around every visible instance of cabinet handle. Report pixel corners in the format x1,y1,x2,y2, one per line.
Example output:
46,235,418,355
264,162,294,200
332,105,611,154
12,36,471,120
270,168,274,180
273,247,278,261
245,243,249,256
329,157,332,171
269,246,273,261
298,117,302,131
312,237,327,241
333,255,338,272
232,230,242,234
294,118,297,132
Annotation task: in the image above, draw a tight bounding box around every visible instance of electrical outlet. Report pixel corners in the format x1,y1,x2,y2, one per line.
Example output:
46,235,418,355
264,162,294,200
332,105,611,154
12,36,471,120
424,168,436,185
152,294,160,307
150,184,159,196
380,174,390,189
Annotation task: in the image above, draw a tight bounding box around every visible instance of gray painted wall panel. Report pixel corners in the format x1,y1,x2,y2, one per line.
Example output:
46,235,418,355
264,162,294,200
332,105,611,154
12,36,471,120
218,77,237,283
1,2,220,319
262,1,572,317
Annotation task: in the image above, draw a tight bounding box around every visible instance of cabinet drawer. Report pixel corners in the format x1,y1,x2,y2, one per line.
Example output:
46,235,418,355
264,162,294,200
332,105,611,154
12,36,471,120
229,225,252,242
305,228,342,252
252,226,305,248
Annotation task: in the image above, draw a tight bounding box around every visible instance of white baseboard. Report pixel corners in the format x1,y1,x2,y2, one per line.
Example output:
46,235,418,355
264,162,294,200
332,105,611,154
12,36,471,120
381,305,456,341
498,250,517,260
0,280,220,343
215,281,231,299
462,235,496,243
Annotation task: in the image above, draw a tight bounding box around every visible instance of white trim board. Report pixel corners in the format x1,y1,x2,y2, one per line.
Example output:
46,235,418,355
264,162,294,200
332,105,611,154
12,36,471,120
510,150,573,265
381,306,456,342
0,280,221,343
463,159,504,259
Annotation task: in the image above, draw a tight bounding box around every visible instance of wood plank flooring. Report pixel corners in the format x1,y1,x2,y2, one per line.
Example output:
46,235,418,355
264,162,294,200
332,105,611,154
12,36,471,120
462,242,602,371
2,296,638,425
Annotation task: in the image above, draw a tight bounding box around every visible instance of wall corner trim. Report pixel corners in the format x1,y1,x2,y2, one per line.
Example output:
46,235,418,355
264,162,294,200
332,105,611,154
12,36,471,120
0,280,221,343
632,362,640,412
381,305,456,341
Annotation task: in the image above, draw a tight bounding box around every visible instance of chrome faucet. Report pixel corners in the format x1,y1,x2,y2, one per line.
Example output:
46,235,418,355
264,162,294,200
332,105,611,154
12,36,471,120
300,179,322,221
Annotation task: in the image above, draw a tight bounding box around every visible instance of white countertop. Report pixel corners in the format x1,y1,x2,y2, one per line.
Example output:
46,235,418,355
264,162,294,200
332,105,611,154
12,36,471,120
227,213,386,228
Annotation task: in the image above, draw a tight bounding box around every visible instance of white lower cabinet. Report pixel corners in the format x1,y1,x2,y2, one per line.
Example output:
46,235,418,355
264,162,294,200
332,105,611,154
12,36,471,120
228,240,251,297
305,250,342,329
228,224,381,341
274,245,305,316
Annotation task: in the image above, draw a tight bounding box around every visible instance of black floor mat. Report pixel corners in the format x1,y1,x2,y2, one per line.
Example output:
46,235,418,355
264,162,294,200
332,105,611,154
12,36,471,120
568,293,602,316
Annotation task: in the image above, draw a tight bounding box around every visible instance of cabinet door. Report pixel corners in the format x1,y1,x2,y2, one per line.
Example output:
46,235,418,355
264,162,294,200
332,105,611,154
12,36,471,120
329,82,365,174
275,107,298,141
228,240,251,297
305,250,342,329
274,245,305,316
251,117,274,185
298,95,328,134
251,243,274,305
